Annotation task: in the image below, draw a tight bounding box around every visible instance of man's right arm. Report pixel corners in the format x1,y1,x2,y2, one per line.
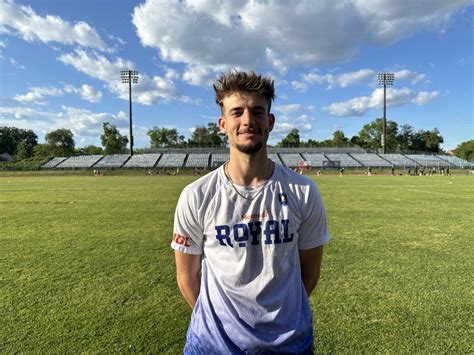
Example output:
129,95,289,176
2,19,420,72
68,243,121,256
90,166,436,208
175,251,202,309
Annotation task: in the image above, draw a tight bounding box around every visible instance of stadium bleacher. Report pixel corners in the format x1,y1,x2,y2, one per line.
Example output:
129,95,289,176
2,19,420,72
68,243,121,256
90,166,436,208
381,154,418,167
279,153,306,168
350,153,392,167
56,155,103,169
405,154,448,167
93,154,130,169
156,153,187,168
436,155,473,168
123,153,161,168
210,153,230,168
268,153,283,165
325,153,361,167
185,153,210,168
41,157,67,169
301,153,327,168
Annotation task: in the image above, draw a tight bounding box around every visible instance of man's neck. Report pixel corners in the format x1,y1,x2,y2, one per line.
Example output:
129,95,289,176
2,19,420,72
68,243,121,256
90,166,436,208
226,146,271,186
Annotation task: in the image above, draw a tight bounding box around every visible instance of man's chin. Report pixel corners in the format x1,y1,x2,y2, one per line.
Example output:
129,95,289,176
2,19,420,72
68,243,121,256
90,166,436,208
235,141,263,154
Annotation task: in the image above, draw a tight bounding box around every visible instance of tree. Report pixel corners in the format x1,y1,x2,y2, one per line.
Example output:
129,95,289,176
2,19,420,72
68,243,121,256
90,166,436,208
100,123,128,154
358,118,398,151
0,126,38,157
15,141,29,160
76,145,103,155
188,123,226,147
45,128,75,156
453,140,474,161
332,130,349,146
396,124,415,152
148,127,185,148
277,128,300,147
33,143,53,158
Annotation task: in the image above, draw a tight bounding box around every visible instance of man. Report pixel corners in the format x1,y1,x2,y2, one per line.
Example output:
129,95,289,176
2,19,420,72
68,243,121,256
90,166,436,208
172,71,329,354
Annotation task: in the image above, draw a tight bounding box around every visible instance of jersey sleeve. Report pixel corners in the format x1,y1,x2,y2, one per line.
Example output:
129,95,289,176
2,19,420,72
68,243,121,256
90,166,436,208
298,180,330,250
171,185,204,254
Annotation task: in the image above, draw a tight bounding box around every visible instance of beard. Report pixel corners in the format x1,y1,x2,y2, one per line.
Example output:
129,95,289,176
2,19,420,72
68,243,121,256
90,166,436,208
235,141,263,154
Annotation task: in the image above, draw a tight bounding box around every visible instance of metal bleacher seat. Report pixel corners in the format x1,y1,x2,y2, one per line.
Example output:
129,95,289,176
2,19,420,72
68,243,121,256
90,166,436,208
123,154,161,168
405,154,447,167
279,153,305,168
437,155,473,168
93,154,130,168
41,157,66,169
56,155,103,169
156,153,187,168
381,154,418,167
210,153,229,168
268,153,283,165
302,153,327,168
325,153,361,167
350,153,392,167
185,153,210,168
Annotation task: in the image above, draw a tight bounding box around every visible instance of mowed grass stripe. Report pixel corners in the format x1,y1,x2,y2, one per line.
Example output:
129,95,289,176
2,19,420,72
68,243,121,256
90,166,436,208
1,175,472,353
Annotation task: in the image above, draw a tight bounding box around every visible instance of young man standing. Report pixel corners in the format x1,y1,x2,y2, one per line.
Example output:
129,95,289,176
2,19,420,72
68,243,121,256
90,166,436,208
172,71,329,354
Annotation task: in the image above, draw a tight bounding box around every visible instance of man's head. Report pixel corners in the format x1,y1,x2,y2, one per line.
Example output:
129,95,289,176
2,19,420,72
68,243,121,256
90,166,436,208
214,71,275,155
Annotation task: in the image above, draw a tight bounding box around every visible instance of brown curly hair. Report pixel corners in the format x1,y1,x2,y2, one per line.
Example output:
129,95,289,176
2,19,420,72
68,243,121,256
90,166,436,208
213,71,275,113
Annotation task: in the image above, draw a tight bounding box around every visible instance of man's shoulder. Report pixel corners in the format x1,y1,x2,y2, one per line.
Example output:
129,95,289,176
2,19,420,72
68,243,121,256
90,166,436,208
182,166,224,196
276,164,316,187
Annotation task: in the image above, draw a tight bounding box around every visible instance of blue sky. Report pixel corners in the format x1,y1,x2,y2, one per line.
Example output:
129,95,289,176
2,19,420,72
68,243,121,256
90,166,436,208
0,0,472,150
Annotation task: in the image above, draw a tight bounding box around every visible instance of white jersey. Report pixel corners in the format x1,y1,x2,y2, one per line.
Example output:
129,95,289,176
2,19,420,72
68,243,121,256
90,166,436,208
172,163,329,354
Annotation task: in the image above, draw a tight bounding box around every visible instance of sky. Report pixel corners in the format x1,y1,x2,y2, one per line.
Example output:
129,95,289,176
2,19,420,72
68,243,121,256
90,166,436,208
0,0,473,150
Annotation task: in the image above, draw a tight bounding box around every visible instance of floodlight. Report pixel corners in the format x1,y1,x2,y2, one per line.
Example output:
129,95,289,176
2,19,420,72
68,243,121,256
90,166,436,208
120,70,139,155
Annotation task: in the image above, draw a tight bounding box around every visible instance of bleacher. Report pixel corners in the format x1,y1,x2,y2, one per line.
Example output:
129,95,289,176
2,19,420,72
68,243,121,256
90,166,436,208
41,157,67,169
93,154,130,169
437,155,473,168
350,153,392,167
156,153,187,168
301,153,327,168
268,153,283,165
325,153,361,167
56,155,103,169
185,153,210,168
279,153,305,168
210,153,230,168
381,154,418,167
405,154,448,167
123,154,161,168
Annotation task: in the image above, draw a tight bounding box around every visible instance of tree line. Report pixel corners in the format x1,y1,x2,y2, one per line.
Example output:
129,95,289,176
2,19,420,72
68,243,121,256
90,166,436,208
1,119,473,161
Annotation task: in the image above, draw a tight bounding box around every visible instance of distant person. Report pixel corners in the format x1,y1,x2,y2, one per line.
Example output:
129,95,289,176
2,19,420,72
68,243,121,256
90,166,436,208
446,166,450,175
407,167,411,176
367,167,372,176
339,167,345,177
172,71,329,354
391,166,395,175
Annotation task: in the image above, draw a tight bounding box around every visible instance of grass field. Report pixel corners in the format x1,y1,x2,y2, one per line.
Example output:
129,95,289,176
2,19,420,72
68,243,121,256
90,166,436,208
1,173,472,353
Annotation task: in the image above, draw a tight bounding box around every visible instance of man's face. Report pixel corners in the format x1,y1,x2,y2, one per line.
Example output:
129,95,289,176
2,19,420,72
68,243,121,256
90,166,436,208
218,93,274,154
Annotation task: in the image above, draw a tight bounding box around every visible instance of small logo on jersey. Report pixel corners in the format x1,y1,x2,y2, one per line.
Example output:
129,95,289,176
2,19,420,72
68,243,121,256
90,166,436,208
278,193,288,206
173,233,191,247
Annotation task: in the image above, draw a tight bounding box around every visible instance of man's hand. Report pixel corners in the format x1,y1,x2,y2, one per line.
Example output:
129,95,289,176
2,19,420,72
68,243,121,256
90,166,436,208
175,251,202,309
299,245,324,297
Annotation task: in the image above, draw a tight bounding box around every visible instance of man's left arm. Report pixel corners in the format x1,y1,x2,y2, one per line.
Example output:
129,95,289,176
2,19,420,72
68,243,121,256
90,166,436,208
299,245,324,297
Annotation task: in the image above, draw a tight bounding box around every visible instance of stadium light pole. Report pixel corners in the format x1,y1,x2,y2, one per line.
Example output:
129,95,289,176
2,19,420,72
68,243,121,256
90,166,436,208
377,72,394,154
121,70,139,155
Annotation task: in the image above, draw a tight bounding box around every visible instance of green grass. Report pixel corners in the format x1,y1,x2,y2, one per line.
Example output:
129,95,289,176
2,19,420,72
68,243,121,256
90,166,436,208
1,174,472,353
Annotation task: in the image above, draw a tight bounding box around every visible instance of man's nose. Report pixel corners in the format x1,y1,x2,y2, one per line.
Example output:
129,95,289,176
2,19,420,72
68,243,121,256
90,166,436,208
240,109,254,126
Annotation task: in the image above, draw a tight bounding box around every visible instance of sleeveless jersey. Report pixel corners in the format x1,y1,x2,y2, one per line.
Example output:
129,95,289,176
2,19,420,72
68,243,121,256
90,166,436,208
172,164,329,354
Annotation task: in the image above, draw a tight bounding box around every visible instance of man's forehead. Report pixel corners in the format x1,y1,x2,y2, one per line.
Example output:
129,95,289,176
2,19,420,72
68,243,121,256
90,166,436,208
222,92,269,110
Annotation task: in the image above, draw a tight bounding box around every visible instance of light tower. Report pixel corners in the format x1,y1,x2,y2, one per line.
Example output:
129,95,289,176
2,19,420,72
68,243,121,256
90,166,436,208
377,72,394,154
121,70,139,155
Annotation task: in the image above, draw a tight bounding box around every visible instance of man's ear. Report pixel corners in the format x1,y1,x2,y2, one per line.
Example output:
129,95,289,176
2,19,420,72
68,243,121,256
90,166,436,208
218,117,226,133
268,113,275,132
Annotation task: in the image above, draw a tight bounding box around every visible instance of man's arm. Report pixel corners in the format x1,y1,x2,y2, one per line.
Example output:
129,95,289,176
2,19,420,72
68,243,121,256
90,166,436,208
175,251,202,309
299,245,324,297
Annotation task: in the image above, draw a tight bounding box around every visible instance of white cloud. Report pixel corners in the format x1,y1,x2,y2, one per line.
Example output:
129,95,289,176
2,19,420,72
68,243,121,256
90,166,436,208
9,57,26,69
64,84,102,103
412,91,439,105
131,0,468,84
58,49,186,105
337,69,375,87
0,0,110,51
14,86,63,105
274,104,303,115
393,69,427,84
324,87,439,117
